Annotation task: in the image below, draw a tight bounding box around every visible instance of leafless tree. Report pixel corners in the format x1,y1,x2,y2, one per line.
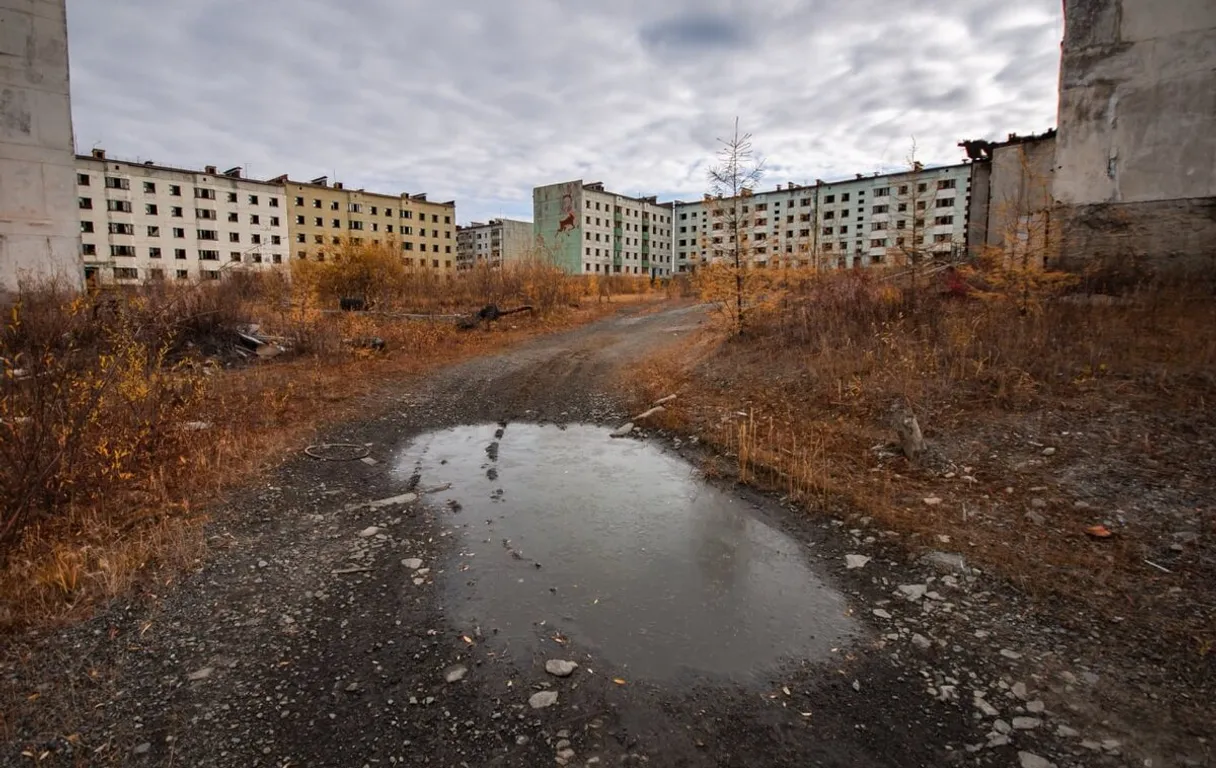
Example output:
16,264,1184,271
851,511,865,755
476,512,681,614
705,118,765,334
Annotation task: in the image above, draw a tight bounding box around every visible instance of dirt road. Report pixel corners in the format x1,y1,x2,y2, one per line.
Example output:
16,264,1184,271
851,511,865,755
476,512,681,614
3,303,1201,767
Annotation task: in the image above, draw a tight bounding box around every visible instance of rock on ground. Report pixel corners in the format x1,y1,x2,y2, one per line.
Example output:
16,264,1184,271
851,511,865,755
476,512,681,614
1018,752,1056,768
845,554,872,569
545,659,578,677
529,690,559,709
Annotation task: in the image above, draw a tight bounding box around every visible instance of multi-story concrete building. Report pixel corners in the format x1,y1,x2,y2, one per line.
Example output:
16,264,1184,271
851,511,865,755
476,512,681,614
76,150,289,284
1053,0,1216,272
280,178,456,274
673,163,973,273
455,218,533,271
533,180,673,277
0,0,81,295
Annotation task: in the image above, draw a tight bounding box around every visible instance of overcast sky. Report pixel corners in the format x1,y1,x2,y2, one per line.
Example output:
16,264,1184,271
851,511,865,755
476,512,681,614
66,0,1063,224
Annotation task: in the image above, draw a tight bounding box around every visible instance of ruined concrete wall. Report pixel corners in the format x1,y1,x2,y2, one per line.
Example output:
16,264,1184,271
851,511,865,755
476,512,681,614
0,0,80,295
965,161,991,260
987,138,1058,264
1054,0,1216,271
1055,198,1216,274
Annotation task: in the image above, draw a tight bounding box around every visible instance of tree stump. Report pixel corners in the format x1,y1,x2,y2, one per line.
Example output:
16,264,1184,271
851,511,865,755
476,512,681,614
890,402,925,462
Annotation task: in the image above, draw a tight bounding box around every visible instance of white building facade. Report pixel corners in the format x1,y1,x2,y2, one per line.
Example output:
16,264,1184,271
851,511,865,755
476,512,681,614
673,163,973,273
456,217,533,271
76,151,290,284
533,180,673,277
0,0,81,295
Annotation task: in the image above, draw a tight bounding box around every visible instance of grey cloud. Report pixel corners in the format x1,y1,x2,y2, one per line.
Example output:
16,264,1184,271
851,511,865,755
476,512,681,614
639,14,752,55
65,0,1062,223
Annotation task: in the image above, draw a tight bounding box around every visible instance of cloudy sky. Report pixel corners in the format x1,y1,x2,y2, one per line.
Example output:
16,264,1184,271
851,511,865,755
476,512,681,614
66,0,1063,224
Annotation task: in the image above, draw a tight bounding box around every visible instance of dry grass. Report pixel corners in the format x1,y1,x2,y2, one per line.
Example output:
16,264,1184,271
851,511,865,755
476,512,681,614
1,266,661,630
625,267,1216,651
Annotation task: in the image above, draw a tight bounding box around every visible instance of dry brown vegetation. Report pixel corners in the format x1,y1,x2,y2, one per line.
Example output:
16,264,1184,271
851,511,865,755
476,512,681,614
627,263,1216,653
0,256,661,629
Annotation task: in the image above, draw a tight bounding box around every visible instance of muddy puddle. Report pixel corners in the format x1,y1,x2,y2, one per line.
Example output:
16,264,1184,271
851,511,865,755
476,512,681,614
396,423,857,682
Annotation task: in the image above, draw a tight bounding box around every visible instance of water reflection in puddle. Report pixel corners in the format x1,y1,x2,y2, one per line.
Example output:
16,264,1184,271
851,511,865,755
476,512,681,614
397,423,856,682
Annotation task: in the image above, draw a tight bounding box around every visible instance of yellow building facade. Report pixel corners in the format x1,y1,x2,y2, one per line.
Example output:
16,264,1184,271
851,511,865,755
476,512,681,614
280,177,457,273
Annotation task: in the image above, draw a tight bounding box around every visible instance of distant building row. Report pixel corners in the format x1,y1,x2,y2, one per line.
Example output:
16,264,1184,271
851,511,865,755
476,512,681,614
532,162,973,278
76,149,457,285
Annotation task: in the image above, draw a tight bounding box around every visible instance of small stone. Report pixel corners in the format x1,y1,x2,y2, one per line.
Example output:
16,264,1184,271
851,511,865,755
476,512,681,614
545,659,579,677
1081,671,1099,685
556,740,571,750
1011,682,1028,699
133,743,152,755
557,748,576,760
1042,447,1056,456
515,735,530,746
187,666,214,681
257,560,269,569
529,690,559,709
1018,752,1055,768
845,554,871,569
360,456,378,466
1012,717,1042,730
1030,498,1048,509
1024,511,1046,525
1026,699,1045,713
402,558,423,570
358,526,380,538
445,665,468,683
975,697,999,717
1000,649,1023,660
872,609,892,619
911,634,932,651
1081,740,1102,751
919,550,968,574
1056,724,1079,738
898,584,927,601
987,734,1010,747
993,718,1011,734
1101,739,1122,754
412,577,425,586
923,496,943,506
609,423,635,438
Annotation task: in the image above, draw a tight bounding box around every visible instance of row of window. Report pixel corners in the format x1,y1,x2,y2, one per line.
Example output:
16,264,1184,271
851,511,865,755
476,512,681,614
289,215,449,238
582,217,670,236
79,200,283,224
296,250,453,269
583,263,651,274
78,174,280,206
584,200,670,223
583,248,651,259
107,267,222,281
292,196,450,223
81,223,281,244
293,234,453,254
83,244,284,263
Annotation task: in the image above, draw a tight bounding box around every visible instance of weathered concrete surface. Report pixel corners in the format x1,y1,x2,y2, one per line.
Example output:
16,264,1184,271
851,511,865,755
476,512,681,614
1054,0,1216,271
1055,197,1216,273
1056,0,1216,206
969,136,1059,264
0,0,81,295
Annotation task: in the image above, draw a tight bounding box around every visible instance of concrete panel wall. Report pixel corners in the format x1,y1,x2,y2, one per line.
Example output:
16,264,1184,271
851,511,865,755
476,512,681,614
1055,0,1216,206
986,138,1058,264
1056,198,1216,274
0,0,80,295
